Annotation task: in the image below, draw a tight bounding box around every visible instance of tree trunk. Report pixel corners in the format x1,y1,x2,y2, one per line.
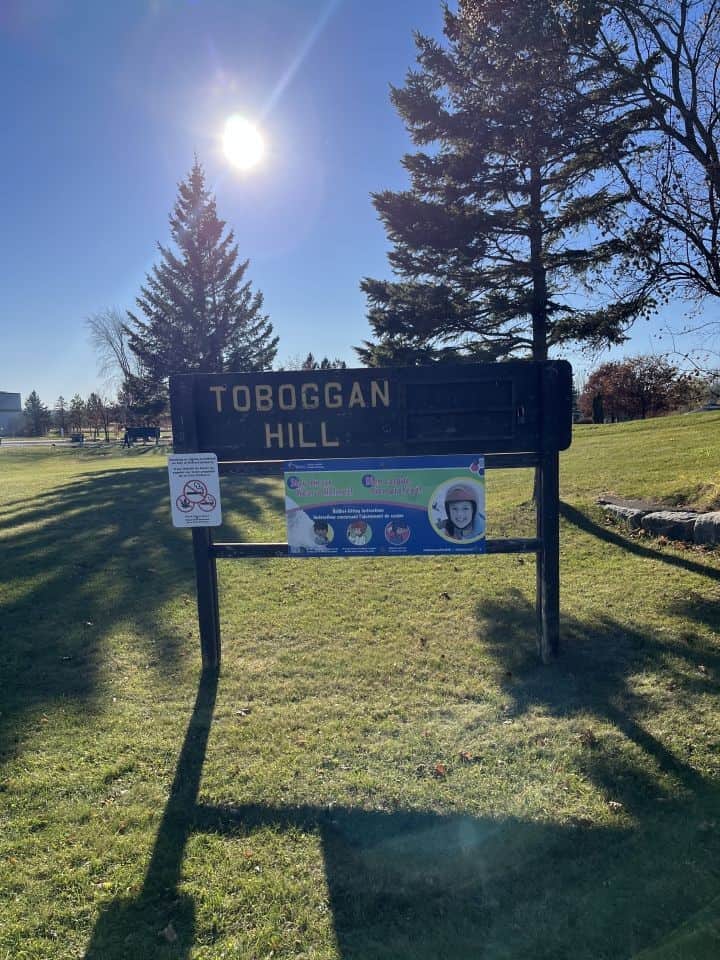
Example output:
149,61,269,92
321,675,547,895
528,160,548,501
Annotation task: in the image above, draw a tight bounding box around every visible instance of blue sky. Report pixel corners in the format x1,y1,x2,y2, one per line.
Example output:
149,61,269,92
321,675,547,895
0,0,715,406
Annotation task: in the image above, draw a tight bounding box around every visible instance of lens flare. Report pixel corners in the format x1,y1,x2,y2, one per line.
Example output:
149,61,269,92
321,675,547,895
223,115,265,171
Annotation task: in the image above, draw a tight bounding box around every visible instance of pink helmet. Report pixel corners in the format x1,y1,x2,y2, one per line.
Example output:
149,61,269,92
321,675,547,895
445,482,478,506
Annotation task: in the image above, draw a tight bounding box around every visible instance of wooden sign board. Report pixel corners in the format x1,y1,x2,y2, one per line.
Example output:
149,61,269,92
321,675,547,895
170,361,572,461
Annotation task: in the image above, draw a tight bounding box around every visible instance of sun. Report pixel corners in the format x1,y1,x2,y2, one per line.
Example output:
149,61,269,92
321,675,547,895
223,115,265,171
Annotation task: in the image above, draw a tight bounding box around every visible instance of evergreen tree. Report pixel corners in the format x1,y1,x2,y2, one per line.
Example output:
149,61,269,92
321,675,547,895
357,0,657,366
117,374,166,425
23,391,51,437
301,352,348,370
54,396,67,435
69,394,86,434
126,159,278,399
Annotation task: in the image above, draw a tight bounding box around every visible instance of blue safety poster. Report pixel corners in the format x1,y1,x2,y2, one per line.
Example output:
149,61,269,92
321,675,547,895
284,455,485,556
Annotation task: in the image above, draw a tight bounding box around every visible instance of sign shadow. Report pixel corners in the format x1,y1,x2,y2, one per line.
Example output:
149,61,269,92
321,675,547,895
84,655,720,959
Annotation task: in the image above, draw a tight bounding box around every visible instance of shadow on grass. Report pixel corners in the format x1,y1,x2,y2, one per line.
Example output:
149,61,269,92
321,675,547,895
470,584,720,958
83,668,219,960
85,605,720,959
0,464,283,763
560,501,720,583
477,588,720,799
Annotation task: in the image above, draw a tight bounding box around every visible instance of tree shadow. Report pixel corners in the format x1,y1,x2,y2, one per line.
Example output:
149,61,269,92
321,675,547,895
85,619,720,959
0,464,283,764
559,501,720,583
83,668,218,959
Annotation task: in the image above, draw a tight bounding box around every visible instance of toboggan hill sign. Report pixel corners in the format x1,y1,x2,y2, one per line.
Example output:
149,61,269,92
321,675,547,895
170,363,571,460
169,361,572,667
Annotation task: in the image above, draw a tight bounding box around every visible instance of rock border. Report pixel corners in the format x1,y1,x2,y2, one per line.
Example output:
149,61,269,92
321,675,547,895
597,497,720,547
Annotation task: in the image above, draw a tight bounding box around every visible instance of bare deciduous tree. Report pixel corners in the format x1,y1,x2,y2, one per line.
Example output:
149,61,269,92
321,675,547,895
86,308,137,388
599,0,720,304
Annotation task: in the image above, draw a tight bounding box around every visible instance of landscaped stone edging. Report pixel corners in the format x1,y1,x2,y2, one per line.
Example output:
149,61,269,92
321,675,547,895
597,496,720,547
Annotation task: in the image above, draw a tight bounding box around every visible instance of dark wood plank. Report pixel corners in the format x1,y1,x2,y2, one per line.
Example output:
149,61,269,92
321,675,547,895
210,537,539,559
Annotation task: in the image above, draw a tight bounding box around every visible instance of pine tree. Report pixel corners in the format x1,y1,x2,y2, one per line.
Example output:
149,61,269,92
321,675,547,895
126,160,278,398
357,0,657,366
69,394,86,434
54,396,67,435
23,391,51,437
301,352,348,370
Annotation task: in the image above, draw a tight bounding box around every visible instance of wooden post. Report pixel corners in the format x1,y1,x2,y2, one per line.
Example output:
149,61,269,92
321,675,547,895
170,375,222,669
536,450,560,662
192,527,221,669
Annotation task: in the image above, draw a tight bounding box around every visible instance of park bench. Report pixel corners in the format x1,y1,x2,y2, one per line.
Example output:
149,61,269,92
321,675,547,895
124,426,160,444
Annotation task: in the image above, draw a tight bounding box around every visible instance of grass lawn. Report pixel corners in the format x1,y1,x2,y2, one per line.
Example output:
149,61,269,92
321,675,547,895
1,412,719,959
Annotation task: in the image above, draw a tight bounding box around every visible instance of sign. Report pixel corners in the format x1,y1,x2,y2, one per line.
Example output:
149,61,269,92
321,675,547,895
167,361,573,668
285,455,485,556
168,454,222,527
170,361,572,461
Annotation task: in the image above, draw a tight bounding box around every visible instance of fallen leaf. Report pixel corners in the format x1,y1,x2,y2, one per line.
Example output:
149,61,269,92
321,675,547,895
459,751,474,764
433,763,448,778
160,922,178,944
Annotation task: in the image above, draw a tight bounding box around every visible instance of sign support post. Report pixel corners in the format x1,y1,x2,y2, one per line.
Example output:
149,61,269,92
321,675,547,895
537,450,560,663
170,375,222,670
192,527,221,670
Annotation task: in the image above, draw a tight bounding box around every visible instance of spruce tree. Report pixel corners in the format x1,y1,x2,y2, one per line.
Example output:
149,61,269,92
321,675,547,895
23,391,51,437
69,395,86,433
126,160,278,396
357,0,656,365
54,396,67,435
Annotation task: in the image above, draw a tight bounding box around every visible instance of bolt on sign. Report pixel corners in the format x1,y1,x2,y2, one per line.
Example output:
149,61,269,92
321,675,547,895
169,361,572,667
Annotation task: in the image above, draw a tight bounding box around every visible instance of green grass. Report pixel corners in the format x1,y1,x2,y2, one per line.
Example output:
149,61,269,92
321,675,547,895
1,413,719,959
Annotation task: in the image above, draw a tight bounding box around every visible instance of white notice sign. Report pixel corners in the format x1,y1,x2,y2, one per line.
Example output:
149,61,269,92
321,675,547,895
168,453,222,527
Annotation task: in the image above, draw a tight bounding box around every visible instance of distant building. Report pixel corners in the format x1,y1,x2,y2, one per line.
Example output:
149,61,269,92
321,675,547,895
0,392,22,434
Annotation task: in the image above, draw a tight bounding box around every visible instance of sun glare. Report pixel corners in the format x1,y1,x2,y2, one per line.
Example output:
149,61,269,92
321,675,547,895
223,115,265,171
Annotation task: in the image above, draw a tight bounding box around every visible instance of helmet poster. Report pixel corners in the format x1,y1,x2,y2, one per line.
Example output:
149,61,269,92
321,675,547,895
285,455,485,556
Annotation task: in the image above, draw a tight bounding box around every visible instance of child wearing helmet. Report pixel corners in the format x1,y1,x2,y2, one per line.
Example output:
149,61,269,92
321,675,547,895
441,482,484,540
313,519,331,546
